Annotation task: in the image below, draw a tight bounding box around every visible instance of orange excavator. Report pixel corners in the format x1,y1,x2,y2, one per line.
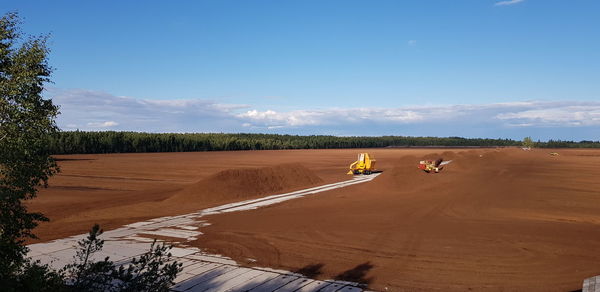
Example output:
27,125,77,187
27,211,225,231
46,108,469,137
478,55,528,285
347,153,377,175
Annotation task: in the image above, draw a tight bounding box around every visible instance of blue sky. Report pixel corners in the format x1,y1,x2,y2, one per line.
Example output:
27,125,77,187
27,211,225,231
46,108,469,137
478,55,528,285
4,0,600,140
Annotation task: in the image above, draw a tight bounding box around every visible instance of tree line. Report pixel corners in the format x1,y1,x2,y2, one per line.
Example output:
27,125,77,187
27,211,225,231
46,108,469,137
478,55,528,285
45,131,600,154
47,131,600,154
46,131,518,154
540,139,600,148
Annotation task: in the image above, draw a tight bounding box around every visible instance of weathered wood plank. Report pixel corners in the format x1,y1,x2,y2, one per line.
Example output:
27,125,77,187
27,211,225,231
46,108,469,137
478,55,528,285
196,268,265,292
295,280,331,291
331,285,363,292
247,274,299,292
172,265,235,291
225,271,280,292
185,267,253,291
273,277,314,291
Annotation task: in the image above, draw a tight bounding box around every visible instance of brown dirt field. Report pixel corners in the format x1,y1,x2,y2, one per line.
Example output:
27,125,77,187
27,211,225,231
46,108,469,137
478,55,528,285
29,148,600,291
29,149,379,243
191,148,600,291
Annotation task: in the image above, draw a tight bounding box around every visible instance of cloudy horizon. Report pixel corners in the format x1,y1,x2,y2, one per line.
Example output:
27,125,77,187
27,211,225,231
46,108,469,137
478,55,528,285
50,88,600,141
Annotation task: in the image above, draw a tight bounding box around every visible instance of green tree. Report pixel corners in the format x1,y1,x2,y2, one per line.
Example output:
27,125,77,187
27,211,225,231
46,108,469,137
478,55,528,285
64,224,182,292
1,12,181,291
66,225,115,292
522,136,535,149
0,11,60,287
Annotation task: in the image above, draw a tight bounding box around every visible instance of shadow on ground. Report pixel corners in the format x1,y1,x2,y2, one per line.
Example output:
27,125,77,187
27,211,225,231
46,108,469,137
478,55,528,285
334,262,374,284
293,263,324,278
294,262,374,284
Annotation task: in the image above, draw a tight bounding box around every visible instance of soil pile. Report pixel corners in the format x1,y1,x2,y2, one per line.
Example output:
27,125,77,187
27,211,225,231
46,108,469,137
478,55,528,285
170,163,323,203
31,152,334,243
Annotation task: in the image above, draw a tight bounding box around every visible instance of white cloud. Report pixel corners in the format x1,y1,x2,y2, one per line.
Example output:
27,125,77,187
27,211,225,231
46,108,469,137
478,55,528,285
47,88,600,140
238,101,600,129
87,121,119,128
494,0,525,6
495,104,600,126
408,40,417,46
48,88,249,132
238,108,425,128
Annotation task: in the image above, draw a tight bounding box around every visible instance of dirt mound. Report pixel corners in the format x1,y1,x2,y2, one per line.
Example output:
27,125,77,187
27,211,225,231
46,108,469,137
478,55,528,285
170,163,323,203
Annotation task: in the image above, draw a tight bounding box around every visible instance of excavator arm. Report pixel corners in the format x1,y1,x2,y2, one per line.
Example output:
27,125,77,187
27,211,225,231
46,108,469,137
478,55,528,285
347,153,376,175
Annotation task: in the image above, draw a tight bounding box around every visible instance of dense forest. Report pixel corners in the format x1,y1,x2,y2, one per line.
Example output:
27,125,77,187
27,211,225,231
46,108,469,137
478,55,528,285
45,131,600,154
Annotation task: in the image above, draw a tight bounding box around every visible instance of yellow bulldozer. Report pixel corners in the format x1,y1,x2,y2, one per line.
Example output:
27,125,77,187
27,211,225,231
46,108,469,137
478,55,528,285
347,153,377,175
